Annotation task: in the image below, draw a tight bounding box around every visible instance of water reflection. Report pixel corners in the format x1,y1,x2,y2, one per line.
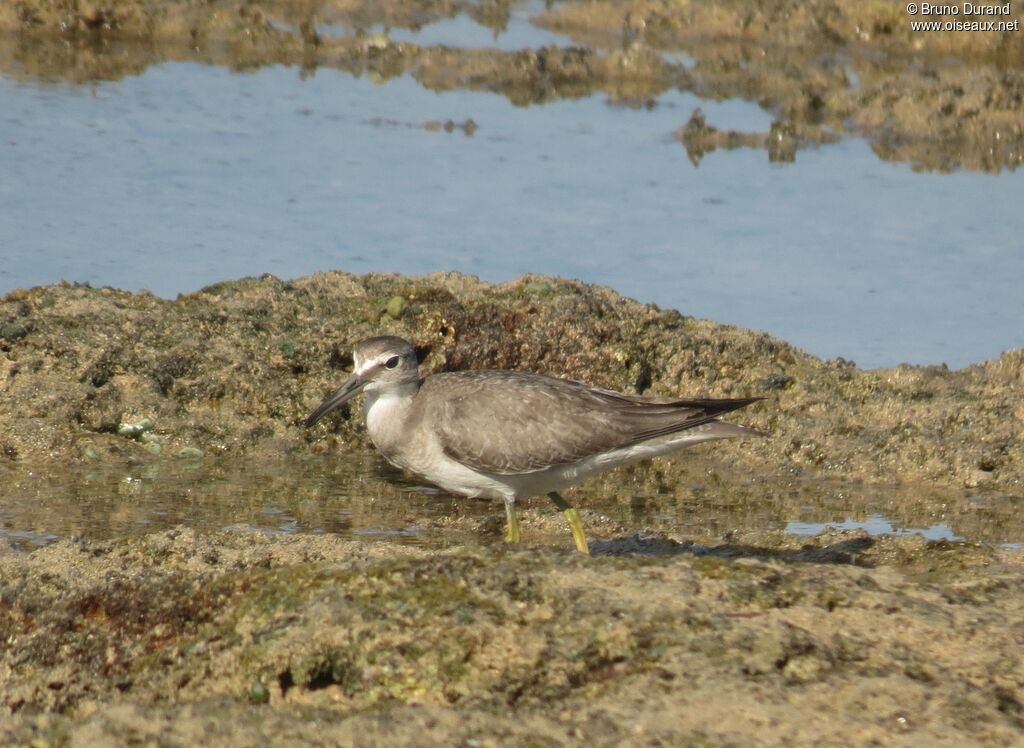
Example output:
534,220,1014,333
786,516,961,542
1,454,1021,551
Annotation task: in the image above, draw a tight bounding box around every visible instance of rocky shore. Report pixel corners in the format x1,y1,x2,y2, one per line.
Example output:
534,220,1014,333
2,272,1022,488
0,523,1020,746
2,0,1023,741
1,273,1022,745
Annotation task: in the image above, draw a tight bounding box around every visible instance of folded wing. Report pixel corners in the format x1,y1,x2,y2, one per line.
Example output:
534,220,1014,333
419,370,761,475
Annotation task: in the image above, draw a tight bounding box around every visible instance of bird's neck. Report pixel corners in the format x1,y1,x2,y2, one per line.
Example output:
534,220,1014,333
363,379,421,454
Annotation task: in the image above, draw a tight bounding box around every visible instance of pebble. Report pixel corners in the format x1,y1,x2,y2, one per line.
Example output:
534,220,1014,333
249,680,269,704
117,418,154,438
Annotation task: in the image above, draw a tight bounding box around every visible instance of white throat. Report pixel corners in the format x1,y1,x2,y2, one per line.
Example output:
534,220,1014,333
362,382,417,446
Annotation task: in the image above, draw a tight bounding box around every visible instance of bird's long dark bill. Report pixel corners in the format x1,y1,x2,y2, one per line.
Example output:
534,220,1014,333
304,375,365,428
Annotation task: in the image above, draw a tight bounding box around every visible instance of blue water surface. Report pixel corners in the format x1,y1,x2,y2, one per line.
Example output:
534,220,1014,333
1,31,1022,369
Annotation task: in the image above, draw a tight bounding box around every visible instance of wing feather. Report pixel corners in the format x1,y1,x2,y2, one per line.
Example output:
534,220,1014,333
416,370,759,475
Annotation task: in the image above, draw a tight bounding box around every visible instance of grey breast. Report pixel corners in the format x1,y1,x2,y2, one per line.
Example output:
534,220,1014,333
411,370,757,475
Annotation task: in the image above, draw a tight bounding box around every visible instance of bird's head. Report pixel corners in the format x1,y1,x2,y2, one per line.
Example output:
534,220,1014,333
304,336,419,427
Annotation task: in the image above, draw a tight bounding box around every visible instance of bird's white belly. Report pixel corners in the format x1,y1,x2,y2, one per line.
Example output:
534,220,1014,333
489,427,723,498
417,429,722,502
416,452,520,502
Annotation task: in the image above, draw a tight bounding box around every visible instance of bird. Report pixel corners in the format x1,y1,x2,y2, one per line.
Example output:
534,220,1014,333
305,336,764,554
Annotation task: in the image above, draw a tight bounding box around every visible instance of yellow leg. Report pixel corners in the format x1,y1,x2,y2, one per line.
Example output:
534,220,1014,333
548,492,590,555
563,507,591,555
504,498,521,543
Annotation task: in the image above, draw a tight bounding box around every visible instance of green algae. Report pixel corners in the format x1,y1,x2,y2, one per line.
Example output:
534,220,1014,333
385,296,409,320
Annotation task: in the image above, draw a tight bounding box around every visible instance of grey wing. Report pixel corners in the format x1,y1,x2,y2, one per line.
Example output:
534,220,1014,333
421,371,752,475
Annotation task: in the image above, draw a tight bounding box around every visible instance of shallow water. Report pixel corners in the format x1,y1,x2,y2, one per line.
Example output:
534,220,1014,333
2,455,1020,552
786,516,960,542
1,9,1022,369
0,455,454,551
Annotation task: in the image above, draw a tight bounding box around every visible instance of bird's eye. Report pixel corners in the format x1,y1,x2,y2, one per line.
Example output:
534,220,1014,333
384,356,400,369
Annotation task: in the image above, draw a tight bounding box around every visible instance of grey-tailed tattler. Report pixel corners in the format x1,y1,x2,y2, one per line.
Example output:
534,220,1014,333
306,336,763,554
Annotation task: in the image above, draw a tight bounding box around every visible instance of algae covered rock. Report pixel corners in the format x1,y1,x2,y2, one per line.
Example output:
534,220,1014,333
0,272,1021,491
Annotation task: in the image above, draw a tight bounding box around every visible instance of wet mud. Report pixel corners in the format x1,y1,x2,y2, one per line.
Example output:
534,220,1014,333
1,0,1022,172
1,273,1023,742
